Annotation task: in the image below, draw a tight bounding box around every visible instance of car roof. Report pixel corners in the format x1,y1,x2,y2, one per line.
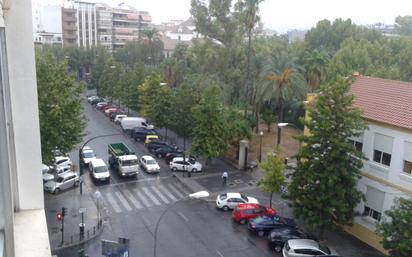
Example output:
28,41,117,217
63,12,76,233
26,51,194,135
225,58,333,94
146,135,158,138
55,156,69,161
288,239,319,250
224,192,242,198
90,158,106,166
172,157,194,162
59,171,77,178
142,155,155,161
236,203,261,210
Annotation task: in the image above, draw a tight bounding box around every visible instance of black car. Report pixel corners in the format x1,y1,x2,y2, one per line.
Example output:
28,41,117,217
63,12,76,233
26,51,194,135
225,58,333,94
165,153,196,164
268,227,315,252
153,145,182,158
248,215,296,237
147,140,174,152
131,127,157,142
90,97,104,105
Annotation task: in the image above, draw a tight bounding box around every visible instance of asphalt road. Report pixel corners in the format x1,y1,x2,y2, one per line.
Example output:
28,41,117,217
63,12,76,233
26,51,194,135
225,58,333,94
53,101,276,257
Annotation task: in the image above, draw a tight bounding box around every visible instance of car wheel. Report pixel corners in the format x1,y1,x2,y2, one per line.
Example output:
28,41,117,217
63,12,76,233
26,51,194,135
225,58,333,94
239,218,247,225
274,245,282,253
54,188,60,194
157,153,162,158
222,206,229,211
172,167,177,172
258,230,265,237
192,168,197,173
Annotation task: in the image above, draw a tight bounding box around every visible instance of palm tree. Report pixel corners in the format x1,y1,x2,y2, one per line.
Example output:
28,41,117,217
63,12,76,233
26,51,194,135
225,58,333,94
262,51,307,145
143,28,163,65
303,50,330,92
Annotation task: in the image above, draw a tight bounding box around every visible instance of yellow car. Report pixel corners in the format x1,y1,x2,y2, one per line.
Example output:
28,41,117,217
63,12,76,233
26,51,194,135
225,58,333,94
145,135,159,144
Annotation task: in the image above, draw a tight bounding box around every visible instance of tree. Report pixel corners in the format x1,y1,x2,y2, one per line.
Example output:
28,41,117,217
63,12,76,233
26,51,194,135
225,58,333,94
143,28,164,66
258,154,285,208
288,77,367,238
90,46,112,94
302,50,330,91
36,52,86,164
395,16,412,36
191,86,228,159
377,197,412,257
150,86,173,139
261,107,276,132
137,74,163,117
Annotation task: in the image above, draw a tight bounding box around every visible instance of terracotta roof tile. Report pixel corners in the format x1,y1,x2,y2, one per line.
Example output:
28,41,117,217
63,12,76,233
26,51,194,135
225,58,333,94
349,76,412,130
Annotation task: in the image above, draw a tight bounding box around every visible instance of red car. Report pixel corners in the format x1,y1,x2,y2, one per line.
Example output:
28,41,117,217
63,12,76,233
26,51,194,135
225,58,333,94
96,102,108,110
105,107,119,117
101,105,114,112
232,203,276,224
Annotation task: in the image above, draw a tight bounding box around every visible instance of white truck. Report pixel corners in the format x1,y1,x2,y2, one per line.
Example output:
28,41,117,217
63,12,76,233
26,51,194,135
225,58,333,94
120,117,153,132
108,143,139,177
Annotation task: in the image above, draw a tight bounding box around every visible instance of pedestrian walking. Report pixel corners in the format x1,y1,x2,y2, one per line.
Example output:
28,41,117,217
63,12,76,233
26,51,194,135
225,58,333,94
222,171,228,185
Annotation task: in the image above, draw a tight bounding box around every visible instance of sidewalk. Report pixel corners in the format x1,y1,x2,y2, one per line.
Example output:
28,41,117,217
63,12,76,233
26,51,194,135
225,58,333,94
44,186,104,252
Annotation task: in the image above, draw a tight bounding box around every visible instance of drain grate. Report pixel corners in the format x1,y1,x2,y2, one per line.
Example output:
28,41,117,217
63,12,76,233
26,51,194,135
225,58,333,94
234,179,244,184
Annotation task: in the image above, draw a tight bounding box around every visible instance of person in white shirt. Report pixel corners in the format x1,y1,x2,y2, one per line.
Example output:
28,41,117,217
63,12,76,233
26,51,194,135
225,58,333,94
222,171,228,184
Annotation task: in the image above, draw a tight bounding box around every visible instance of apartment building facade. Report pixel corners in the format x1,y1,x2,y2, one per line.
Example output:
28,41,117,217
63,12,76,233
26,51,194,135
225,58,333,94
32,3,63,46
346,76,412,253
77,1,98,49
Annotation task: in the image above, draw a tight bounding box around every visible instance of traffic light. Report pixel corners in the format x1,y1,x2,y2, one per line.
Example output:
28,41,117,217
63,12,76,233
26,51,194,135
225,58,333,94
62,207,67,217
57,212,63,221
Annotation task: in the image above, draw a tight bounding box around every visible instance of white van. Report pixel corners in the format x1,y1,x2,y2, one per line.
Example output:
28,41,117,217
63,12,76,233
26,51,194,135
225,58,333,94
120,117,154,132
89,158,110,182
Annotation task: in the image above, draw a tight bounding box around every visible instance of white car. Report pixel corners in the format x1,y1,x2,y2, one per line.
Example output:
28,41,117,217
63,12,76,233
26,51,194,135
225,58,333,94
43,165,72,183
282,239,339,257
216,192,259,211
169,157,202,173
44,172,80,194
114,114,127,124
42,163,50,174
140,155,160,174
54,156,72,168
87,95,99,103
81,146,96,167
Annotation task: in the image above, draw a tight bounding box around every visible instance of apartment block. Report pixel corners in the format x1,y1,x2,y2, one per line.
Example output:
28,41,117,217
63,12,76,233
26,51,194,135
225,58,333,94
32,3,63,46
77,1,98,49
62,7,77,47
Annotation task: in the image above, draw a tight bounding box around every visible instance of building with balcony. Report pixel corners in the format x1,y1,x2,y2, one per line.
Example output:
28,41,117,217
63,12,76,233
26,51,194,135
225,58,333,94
32,3,63,46
1,0,51,256
62,7,77,47
345,76,412,253
77,1,97,49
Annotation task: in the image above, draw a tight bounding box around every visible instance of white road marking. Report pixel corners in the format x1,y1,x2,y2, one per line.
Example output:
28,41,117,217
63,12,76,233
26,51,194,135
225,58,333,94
105,192,122,213
158,184,177,201
151,186,170,204
141,187,161,205
216,250,224,257
123,189,143,209
173,182,191,195
114,191,132,211
134,189,152,208
177,211,188,222
167,184,184,198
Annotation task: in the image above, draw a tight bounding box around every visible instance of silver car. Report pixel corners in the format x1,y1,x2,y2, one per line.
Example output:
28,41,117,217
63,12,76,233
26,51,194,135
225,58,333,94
140,155,160,174
42,165,71,183
44,172,80,194
282,239,339,257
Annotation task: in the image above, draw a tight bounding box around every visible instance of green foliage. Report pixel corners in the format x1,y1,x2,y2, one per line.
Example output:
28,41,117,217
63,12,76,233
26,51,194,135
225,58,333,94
36,52,86,164
261,107,276,132
150,86,173,132
395,16,412,36
90,47,112,93
258,154,285,207
191,86,228,158
377,198,412,257
289,77,367,237
137,74,163,117
169,84,197,138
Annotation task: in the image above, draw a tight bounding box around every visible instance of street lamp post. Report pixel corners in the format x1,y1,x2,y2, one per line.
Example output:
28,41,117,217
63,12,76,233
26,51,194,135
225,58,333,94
277,122,301,152
153,191,209,257
78,133,124,195
259,131,263,162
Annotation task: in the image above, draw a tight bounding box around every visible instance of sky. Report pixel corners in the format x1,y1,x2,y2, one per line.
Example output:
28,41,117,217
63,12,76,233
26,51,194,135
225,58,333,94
45,0,412,33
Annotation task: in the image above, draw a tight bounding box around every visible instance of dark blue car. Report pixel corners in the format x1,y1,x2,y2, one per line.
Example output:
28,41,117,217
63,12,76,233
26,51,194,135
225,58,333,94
248,215,296,237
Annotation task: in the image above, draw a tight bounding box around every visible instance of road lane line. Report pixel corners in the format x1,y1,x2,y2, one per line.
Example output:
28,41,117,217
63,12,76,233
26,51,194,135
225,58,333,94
141,187,161,205
134,189,152,208
158,184,177,201
114,191,132,211
177,211,188,222
167,184,184,198
123,188,143,209
216,250,224,257
150,186,170,204
173,182,191,195
105,192,122,213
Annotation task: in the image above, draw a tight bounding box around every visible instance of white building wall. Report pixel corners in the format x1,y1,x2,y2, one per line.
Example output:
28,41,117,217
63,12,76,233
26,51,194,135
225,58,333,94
166,31,194,41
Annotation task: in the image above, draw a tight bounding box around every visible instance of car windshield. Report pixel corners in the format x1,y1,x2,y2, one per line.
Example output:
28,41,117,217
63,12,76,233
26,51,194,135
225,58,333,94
123,159,138,166
94,166,107,173
318,243,331,254
146,159,157,165
253,216,266,223
240,194,248,202
219,194,227,200
188,159,196,165
56,177,64,183
83,151,95,158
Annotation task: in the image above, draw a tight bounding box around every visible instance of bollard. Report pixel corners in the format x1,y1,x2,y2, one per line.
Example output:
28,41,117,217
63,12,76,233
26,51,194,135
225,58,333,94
93,226,95,235
79,223,85,241
87,230,90,239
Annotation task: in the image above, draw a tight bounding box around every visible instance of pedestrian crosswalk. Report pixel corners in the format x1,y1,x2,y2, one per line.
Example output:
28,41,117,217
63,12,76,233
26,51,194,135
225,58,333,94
101,182,192,213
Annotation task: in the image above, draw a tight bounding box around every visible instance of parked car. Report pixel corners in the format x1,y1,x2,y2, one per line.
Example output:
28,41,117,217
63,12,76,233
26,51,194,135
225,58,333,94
90,97,104,105
96,102,108,110
153,145,182,158
147,140,176,152
145,135,159,144
43,165,72,183
268,227,315,253
139,155,160,174
101,105,115,112
104,107,119,117
121,117,153,132
248,215,297,237
110,112,125,121
232,203,276,224
216,193,259,211
282,239,339,257
81,146,96,168
114,114,127,124
131,127,157,142
43,172,80,194
169,157,202,172
54,156,72,168
89,158,110,182
87,95,99,103
165,153,196,164
42,163,50,174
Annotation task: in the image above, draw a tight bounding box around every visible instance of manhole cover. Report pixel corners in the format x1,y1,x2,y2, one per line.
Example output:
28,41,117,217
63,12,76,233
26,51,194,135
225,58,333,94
247,182,255,186
249,180,257,184
234,179,243,184
228,182,236,187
